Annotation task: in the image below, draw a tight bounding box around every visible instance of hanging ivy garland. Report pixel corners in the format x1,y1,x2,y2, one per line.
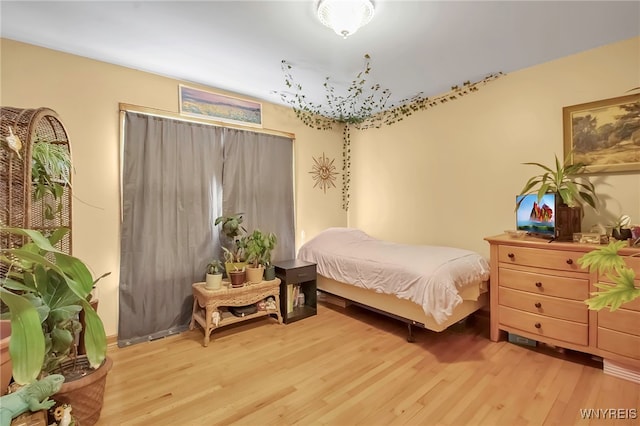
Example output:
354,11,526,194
279,54,503,210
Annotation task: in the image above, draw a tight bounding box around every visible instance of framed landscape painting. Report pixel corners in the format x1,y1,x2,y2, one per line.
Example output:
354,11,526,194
563,93,640,173
179,85,262,127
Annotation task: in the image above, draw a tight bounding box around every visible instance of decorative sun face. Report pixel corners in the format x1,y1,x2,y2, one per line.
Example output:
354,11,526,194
310,153,338,193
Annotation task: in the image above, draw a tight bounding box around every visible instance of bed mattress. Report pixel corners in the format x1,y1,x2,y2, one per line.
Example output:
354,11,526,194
298,228,490,324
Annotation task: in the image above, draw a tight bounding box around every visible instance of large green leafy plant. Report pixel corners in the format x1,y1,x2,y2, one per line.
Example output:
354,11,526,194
0,227,108,385
578,240,640,310
517,153,598,209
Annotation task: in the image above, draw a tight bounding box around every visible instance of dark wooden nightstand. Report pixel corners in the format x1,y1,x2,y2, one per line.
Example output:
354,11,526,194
274,259,317,324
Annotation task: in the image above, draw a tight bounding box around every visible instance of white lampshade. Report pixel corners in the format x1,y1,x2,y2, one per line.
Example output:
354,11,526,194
317,0,375,39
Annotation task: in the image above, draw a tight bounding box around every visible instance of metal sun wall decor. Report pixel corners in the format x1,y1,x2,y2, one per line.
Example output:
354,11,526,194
309,152,338,193
279,54,503,210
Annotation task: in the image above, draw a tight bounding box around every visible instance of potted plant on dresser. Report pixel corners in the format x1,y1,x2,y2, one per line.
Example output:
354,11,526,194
518,153,598,241
0,226,111,426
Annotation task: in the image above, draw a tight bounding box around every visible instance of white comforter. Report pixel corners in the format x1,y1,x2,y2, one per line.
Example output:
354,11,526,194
297,228,490,324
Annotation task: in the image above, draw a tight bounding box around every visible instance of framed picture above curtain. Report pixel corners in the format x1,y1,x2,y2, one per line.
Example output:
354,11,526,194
563,93,640,173
179,84,262,127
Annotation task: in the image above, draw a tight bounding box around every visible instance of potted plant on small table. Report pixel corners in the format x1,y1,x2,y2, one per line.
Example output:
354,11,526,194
244,229,276,284
0,226,111,426
205,259,224,290
261,232,277,281
214,213,247,275
518,153,598,240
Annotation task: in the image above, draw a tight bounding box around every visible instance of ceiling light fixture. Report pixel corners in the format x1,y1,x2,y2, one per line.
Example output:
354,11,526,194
317,0,375,39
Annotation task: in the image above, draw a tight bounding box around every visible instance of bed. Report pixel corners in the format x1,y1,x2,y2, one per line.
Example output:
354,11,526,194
297,228,490,339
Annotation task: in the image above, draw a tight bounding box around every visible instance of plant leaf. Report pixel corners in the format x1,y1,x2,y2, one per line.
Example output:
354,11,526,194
0,287,45,384
2,227,66,254
585,268,640,311
577,240,628,274
80,298,107,369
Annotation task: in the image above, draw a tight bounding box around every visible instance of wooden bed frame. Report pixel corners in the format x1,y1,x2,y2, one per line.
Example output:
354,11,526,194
317,275,489,340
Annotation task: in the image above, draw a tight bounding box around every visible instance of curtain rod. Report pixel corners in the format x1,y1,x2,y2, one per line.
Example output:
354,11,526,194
119,103,295,139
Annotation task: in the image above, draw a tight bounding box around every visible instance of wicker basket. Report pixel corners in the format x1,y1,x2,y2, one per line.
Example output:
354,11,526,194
0,107,72,269
53,356,112,426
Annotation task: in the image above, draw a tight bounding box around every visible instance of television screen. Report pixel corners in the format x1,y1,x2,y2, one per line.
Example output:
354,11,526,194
516,193,556,238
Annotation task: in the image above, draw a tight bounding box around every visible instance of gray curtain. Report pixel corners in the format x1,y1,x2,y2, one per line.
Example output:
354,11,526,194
119,114,294,346
222,128,295,262
119,112,224,346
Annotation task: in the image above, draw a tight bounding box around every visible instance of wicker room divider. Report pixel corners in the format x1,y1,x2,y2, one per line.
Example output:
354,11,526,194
0,107,72,264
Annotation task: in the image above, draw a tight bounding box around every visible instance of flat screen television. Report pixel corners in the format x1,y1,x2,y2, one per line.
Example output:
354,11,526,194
516,193,556,239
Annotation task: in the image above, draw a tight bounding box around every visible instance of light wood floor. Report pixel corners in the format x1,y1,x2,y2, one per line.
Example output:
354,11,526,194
97,303,640,426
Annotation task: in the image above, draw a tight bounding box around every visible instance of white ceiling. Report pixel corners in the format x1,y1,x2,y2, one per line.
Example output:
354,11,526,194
1,1,639,108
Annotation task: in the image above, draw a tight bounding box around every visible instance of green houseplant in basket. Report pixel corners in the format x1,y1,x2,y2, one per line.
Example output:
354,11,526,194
31,138,72,220
0,226,111,425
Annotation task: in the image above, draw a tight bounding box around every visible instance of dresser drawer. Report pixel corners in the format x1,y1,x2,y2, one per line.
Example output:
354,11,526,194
596,278,640,312
620,255,640,273
598,308,640,336
498,245,585,273
499,267,589,301
598,327,640,360
616,296,640,312
498,305,588,346
499,287,588,323
280,265,316,284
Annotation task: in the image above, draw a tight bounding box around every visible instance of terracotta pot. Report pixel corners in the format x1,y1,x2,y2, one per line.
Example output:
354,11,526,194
246,266,264,284
55,356,113,426
0,320,11,396
228,270,246,287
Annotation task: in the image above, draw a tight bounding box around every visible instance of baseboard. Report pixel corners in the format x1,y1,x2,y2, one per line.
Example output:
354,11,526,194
603,359,640,384
107,334,118,348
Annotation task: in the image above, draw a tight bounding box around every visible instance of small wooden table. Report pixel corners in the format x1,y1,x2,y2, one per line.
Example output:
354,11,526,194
189,278,282,346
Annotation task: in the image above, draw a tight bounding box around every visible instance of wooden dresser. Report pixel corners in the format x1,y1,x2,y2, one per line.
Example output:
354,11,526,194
486,234,640,370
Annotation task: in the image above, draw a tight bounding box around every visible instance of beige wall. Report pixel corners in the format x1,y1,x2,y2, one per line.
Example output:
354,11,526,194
348,37,640,257
0,39,346,337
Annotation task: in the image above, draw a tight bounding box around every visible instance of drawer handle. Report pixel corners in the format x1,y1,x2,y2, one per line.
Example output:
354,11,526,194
534,302,542,308
535,282,542,288
534,322,541,329
507,253,515,259
566,259,573,265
